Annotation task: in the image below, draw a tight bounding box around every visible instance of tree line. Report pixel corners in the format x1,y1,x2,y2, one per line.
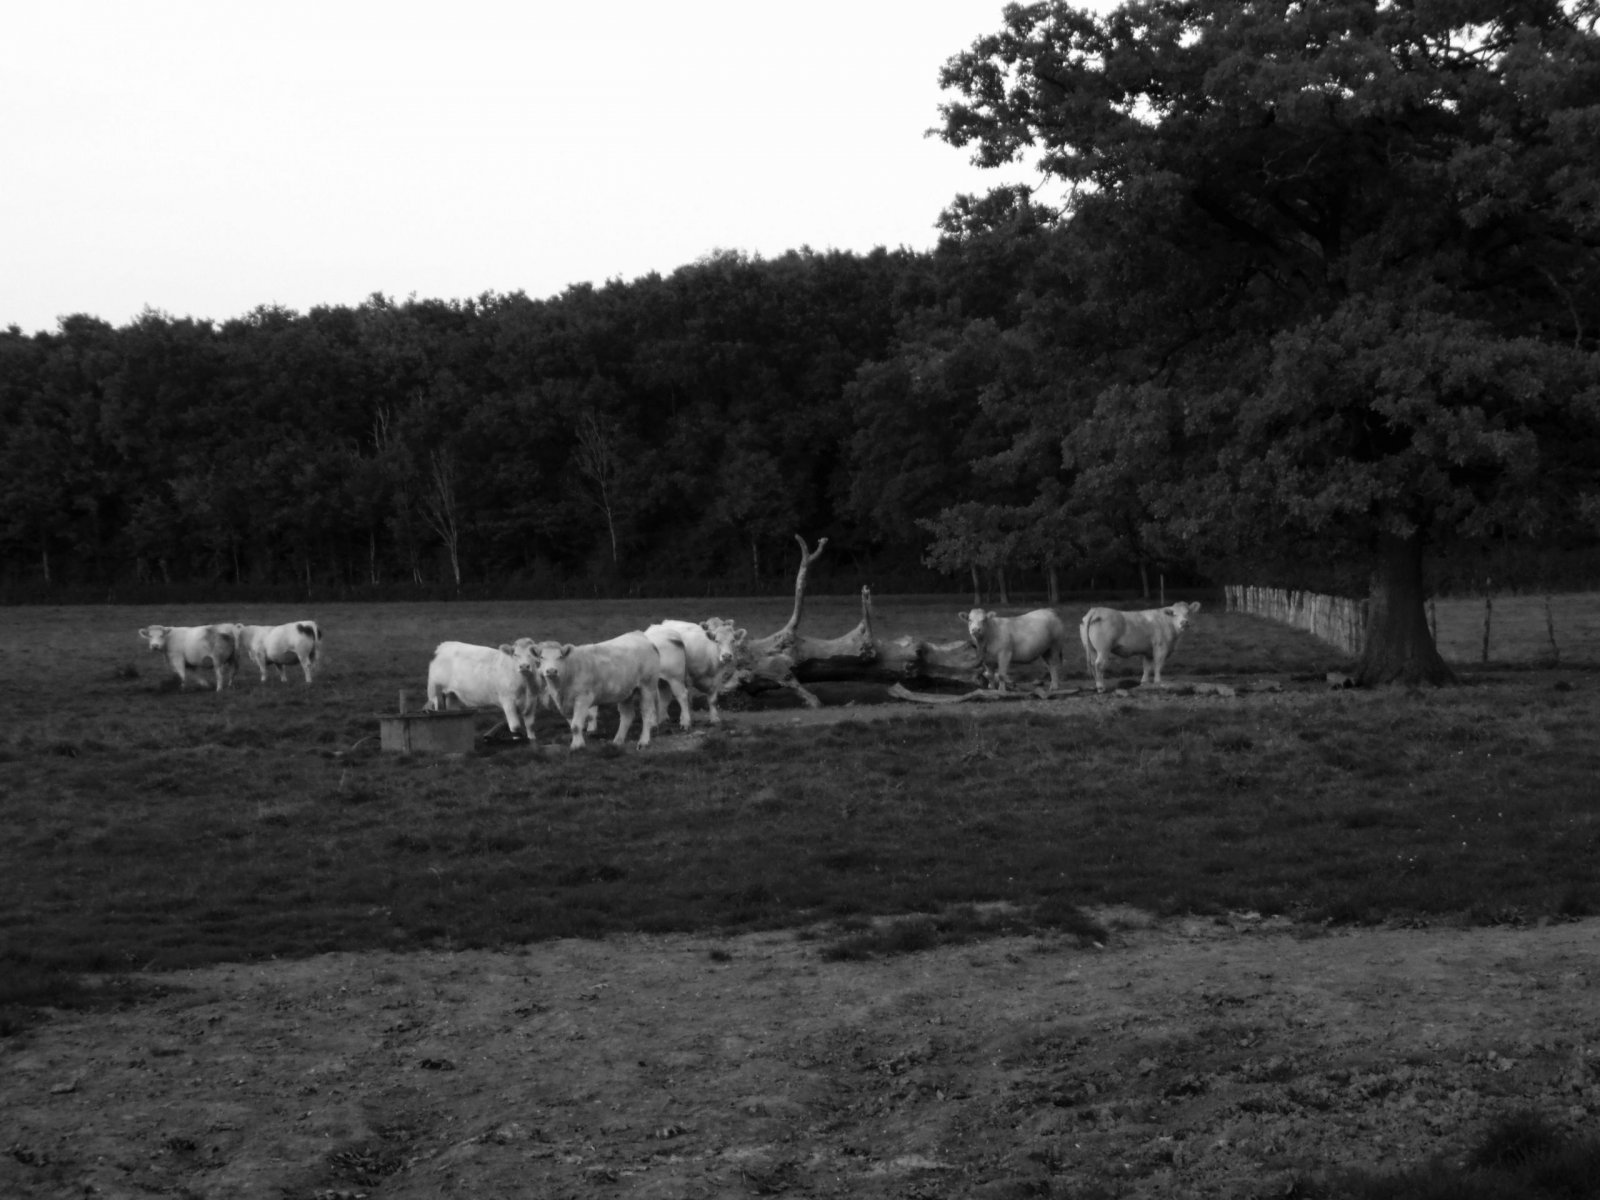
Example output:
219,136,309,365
5,0,1600,685
0,245,1116,601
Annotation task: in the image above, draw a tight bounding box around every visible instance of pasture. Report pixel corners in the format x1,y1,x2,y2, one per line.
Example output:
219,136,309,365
3,593,1597,978
4,594,1600,1198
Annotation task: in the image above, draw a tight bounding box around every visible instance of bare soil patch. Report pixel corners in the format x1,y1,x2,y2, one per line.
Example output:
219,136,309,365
5,913,1598,1199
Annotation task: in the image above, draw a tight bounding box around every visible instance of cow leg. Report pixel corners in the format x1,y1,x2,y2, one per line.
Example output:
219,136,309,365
665,677,692,731
568,697,592,749
1140,655,1154,686
499,697,526,741
299,654,315,685
614,697,637,746
995,649,1013,692
633,691,654,748
1091,650,1107,693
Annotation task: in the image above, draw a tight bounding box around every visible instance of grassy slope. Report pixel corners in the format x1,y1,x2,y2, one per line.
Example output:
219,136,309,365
1,595,1598,985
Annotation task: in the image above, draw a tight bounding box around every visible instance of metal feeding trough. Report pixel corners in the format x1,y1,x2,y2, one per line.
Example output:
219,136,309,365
379,690,477,754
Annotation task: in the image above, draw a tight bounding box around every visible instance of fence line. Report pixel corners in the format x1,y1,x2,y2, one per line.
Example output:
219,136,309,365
1225,585,1367,656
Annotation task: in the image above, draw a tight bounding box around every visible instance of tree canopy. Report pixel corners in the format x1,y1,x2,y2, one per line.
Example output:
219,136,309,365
934,0,1600,682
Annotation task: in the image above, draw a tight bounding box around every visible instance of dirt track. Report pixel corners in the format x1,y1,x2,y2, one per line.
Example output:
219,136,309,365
5,910,1599,1199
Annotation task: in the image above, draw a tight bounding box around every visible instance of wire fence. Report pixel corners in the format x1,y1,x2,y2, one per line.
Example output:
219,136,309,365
1224,585,1367,656
1228,586,1599,664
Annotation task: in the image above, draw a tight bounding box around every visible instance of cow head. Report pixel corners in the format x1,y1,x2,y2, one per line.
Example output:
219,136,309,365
138,625,171,651
509,638,570,704
962,609,992,644
700,617,747,666
1164,601,1202,632
507,636,551,674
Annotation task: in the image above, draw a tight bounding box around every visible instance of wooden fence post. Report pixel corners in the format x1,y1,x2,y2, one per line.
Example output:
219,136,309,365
1481,579,1493,664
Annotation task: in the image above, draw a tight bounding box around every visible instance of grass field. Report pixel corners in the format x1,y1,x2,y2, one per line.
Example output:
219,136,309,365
3,593,1599,1020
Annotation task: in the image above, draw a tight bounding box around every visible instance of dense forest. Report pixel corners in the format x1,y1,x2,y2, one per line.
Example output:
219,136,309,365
6,1,1600,683
1,247,979,600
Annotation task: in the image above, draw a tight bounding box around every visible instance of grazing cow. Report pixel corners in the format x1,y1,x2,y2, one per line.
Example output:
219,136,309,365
137,624,238,691
644,617,747,727
512,633,660,750
425,641,540,741
963,607,1068,692
232,620,322,684
1079,601,1202,692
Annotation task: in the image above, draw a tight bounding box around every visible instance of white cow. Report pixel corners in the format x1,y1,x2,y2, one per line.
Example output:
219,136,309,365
232,620,322,684
425,641,540,741
137,624,238,691
1079,600,1202,692
642,626,694,731
512,633,660,750
963,607,1068,692
644,617,747,727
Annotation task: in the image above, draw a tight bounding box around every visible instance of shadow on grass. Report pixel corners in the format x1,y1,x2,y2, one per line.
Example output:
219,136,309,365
1298,1108,1600,1200
810,901,1109,962
0,954,174,1036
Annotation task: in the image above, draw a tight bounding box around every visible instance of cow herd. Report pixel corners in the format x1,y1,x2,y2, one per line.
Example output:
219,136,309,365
136,621,322,692
134,599,1203,748
134,613,750,751
964,600,1202,694
425,618,749,749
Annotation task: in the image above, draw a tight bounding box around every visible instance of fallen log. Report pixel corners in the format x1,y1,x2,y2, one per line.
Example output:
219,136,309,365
731,535,1025,705
887,683,1086,705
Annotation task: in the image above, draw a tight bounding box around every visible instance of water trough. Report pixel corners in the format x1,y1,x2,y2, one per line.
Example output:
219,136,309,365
378,690,477,754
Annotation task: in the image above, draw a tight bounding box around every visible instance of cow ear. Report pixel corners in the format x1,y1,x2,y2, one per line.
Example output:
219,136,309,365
560,644,575,657
1191,601,1203,613
498,643,514,656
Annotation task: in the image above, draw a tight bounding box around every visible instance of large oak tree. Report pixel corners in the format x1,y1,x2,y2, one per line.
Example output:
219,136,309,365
938,0,1600,683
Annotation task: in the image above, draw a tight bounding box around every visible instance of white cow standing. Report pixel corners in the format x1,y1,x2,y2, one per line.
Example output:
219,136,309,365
232,620,322,684
512,633,660,750
643,617,747,727
137,624,239,691
1079,600,1202,692
425,641,541,741
963,607,1068,692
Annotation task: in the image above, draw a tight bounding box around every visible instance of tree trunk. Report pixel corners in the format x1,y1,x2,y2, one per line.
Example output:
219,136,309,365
1355,531,1456,686
1046,564,1059,606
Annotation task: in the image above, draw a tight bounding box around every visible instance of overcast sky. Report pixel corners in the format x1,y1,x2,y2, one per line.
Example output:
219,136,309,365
1,1,1116,336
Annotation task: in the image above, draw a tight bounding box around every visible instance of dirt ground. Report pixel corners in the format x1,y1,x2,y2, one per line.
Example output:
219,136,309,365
5,908,1599,1200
